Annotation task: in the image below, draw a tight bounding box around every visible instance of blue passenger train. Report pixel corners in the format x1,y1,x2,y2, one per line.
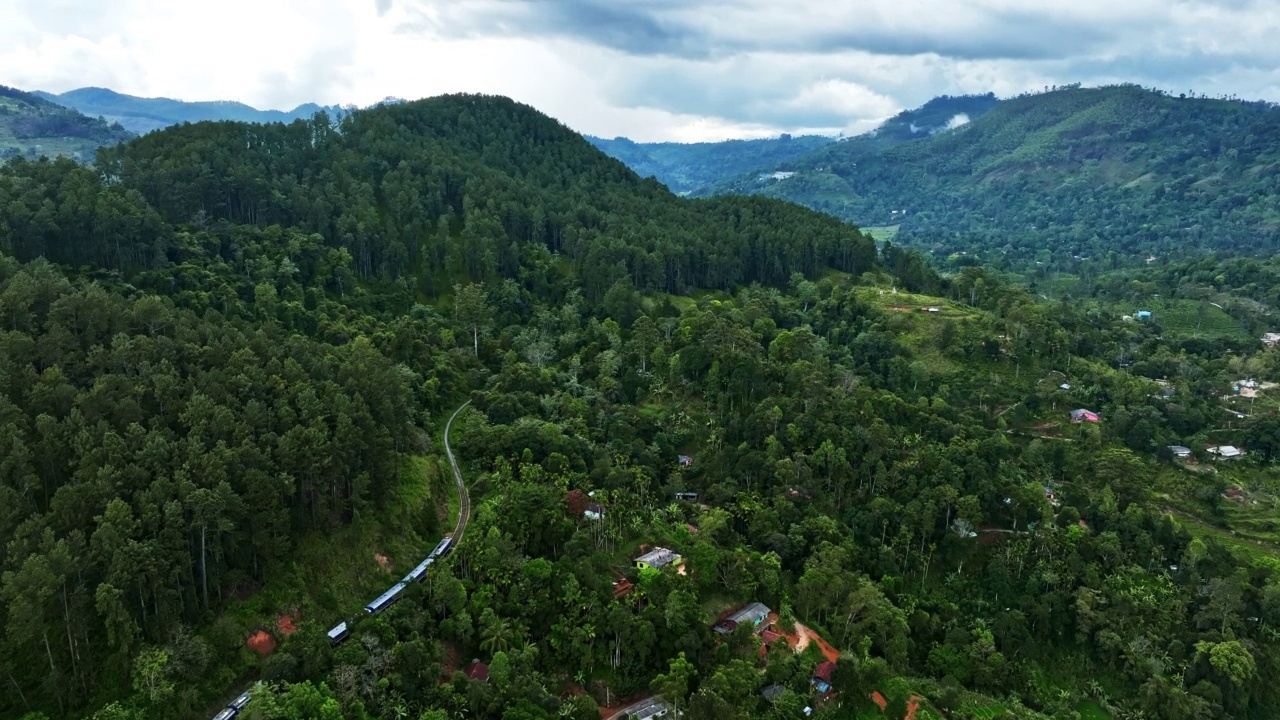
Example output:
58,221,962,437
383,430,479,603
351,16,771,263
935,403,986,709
326,535,455,647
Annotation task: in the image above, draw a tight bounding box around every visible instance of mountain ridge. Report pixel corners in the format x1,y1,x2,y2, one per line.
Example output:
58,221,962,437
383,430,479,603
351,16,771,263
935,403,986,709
586,133,835,194
703,84,1280,268
34,86,346,134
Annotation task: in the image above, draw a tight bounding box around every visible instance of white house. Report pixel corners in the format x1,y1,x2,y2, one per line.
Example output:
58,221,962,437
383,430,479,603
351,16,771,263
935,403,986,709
1207,446,1245,459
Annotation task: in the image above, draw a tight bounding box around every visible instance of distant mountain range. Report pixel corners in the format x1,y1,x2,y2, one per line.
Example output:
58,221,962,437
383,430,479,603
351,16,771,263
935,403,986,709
10,82,1279,271
700,85,1280,266
33,87,348,135
586,134,835,194
0,85,134,161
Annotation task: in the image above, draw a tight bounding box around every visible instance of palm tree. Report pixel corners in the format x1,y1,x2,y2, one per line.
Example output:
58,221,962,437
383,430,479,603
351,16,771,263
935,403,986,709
480,615,514,655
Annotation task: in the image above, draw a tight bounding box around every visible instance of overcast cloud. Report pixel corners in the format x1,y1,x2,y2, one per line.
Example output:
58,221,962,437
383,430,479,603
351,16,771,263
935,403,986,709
3,0,1279,141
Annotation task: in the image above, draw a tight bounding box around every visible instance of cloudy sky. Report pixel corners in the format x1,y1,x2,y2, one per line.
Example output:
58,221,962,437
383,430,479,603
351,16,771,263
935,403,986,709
3,0,1280,141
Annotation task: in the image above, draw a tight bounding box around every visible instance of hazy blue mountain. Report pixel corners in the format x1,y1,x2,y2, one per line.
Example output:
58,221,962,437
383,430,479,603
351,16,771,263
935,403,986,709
587,133,835,194
34,87,344,134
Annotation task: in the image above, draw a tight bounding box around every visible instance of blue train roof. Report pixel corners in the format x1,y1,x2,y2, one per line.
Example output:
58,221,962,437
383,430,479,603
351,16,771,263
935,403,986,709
403,557,433,583
365,582,407,612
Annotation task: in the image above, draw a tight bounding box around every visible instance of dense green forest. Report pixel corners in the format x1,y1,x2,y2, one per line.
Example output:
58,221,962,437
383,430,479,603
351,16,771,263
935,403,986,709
0,86,134,162
4,93,1280,720
33,87,345,136
705,85,1280,269
587,134,834,194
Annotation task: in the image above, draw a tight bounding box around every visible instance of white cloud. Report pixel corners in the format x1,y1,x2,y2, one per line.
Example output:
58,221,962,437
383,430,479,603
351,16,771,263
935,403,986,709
3,0,1280,141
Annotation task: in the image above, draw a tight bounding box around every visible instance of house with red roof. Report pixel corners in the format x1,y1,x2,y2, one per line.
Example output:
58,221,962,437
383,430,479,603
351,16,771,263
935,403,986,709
758,627,784,660
465,659,489,682
1070,409,1100,423
811,661,836,693
814,661,834,691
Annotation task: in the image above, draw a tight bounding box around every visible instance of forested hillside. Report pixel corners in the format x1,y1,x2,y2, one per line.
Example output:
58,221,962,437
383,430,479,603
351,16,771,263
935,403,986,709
587,134,834,194
0,85,133,161
708,85,1280,268
5,92,1280,720
34,87,344,135
0,94,878,720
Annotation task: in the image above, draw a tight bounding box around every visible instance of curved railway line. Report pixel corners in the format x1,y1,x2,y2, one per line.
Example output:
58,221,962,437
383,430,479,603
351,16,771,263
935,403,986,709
444,399,472,545
207,400,474,720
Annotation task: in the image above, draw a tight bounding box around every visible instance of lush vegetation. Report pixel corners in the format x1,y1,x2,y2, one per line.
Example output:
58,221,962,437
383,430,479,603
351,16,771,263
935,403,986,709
705,85,1280,270
0,86,133,162
33,87,343,136
3,92,1280,720
587,134,834,194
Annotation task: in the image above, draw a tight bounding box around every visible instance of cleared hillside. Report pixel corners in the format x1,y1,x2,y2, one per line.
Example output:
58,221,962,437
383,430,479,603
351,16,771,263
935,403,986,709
0,85,133,161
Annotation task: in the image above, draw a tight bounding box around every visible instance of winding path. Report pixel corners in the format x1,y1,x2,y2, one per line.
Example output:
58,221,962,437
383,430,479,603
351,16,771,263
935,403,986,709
444,400,472,545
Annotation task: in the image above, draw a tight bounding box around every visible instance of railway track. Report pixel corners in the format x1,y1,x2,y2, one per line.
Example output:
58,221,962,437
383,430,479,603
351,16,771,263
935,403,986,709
203,401,476,719
444,400,472,545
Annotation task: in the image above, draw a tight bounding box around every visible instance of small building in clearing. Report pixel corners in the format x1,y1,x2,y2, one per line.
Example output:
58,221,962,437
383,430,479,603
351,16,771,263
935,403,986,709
1136,310,1153,320
1168,445,1192,459
1263,332,1280,347
466,659,490,682
1070,409,1100,423
635,547,683,570
1207,446,1245,459
714,602,771,634
811,661,836,694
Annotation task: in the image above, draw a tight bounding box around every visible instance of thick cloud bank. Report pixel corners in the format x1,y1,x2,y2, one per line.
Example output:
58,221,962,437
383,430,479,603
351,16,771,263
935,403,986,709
3,0,1278,141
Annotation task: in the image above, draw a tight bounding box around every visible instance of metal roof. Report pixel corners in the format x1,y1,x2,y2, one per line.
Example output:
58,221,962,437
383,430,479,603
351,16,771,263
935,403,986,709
635,547,680,566
365,582,407,612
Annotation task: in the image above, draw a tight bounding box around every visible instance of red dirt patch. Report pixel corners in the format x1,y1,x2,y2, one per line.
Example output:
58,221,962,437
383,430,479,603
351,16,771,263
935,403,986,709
788,622,839,663
905,694,923,720
247,630,277,656
276,610,300,636
375,553,392,572
871,691,887,711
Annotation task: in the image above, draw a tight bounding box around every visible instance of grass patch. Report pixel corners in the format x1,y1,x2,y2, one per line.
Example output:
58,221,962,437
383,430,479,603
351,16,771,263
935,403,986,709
1162,509,1280,572
1084,297,1246,339
862,225,901,242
